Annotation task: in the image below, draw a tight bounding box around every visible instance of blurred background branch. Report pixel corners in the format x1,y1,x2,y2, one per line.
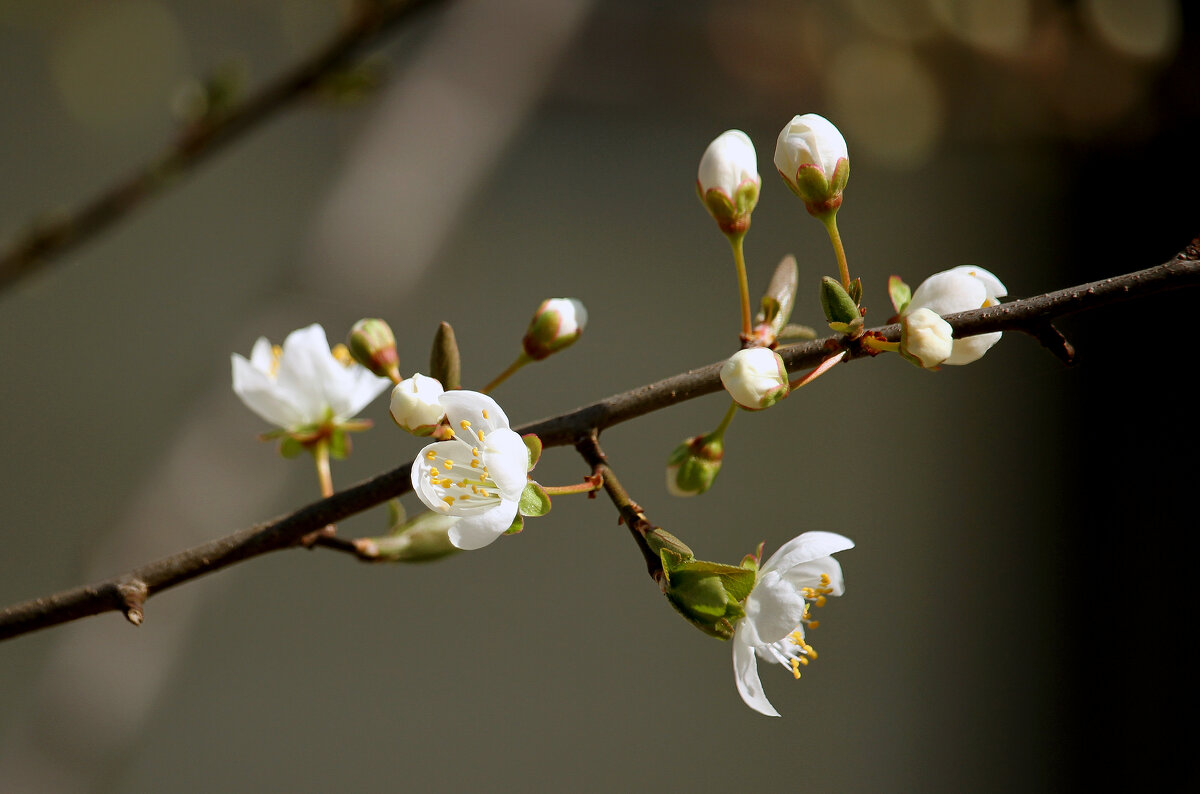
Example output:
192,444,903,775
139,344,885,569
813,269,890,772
0,0,445,294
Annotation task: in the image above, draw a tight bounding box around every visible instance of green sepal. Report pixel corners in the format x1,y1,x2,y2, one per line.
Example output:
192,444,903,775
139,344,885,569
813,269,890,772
660,559,756,640
504,513,525,535
327,428,350,460
518,481,551,517
848,277,863,306
278,435,305,459
385,499,407,534
820,276,860,325
522,434,543,471
827,318,864,336
889,275,911,315
732,179,761,218
828,156,850,198
431,321,461,391
790,163,832,205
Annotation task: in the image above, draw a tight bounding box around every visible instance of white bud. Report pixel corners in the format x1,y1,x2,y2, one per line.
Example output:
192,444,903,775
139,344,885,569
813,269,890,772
900,308,954,369
698,130,760,199
720,348,789,410
523,298,587,360
389,373,445,435
774,114,849,204
904,266,1007,365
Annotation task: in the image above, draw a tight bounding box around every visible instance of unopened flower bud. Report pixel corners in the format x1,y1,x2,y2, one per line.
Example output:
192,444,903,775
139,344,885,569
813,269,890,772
522,298,587,361
666,434,725,497
820,276,860,326
900,308,954,369
358,512,460,563
389,373,445,435
720,348,789,411
347,318,400,381
430,321,461,391
697,129,761,236
774,114,850,218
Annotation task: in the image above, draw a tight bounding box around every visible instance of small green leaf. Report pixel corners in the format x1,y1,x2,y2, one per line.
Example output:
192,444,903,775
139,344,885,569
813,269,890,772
518,481,551,517
522,434,542,471
889,275,911,315
820,276,859,325
504,513,525,535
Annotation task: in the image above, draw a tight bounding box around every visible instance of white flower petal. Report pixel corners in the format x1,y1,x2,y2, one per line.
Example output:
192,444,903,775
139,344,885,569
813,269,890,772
698,129,759,197
946,265,1007,299
733,630,780,717
773,113,848,180
745,571,810,644
483,428,530,499
231,353,306,428
248,337,274,370
447,498,519,550
440,390,510,434
272,324,337,422
944,331,1002,365
760,531,855,577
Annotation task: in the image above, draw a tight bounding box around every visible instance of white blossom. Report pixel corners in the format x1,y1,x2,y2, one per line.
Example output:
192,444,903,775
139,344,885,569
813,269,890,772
231,324,390,430
411,391,530,550
904,266,1007,365
733,531,854,717
390,373,446,436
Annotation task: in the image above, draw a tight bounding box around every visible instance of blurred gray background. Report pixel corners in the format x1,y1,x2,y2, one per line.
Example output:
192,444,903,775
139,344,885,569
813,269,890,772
1,1,1196,792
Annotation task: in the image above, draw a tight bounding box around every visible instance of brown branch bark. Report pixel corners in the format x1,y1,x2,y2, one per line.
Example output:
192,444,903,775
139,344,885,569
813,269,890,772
0,0,447,294
1,239,1197,642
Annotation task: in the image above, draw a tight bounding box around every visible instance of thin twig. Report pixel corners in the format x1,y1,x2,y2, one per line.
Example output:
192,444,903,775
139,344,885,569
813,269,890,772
0,0,447,294
1,241,1197,642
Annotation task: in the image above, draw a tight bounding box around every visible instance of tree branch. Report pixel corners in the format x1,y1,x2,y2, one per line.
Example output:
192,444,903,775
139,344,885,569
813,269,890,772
0,0,447,294
2,239,1196,642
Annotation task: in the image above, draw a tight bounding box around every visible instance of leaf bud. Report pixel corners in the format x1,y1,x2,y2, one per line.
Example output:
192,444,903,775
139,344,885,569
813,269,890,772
666,433,725,497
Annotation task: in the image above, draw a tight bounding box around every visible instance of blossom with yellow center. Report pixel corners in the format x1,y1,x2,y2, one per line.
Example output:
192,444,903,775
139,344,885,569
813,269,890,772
411,391,530,550
231,324,390,431
733,531,853,717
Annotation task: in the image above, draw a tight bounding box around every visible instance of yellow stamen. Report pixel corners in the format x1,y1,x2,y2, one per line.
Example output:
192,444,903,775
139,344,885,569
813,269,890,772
460,420,471,429
426,450,438,459
482,409,489,419
441,496,455,506
331,343,354,367
443,460,454,470
790,659,801,679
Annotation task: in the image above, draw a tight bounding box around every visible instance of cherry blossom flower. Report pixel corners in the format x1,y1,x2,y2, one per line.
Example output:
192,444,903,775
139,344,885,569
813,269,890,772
904,266,1007,365
231,324,390,432
411,391,530,550
733,531,854,717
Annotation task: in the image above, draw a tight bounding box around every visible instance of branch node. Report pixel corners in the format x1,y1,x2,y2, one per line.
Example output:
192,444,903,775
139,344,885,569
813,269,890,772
116,579,149,626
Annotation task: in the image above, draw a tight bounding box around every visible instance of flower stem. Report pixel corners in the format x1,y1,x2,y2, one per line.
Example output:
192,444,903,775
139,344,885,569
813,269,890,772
304,437,337,545
822,214,851,292
482,352,532,394
860,336,899,354
710,399,738,442
541,475,603,496
729,233,753,339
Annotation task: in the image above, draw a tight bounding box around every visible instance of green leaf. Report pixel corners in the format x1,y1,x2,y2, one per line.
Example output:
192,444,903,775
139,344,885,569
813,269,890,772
888,275,911,315
504,513,525,535
518,481,551,517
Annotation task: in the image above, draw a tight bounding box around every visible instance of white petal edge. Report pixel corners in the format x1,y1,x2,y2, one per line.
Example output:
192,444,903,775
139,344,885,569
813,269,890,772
760,531,855,577
733,629,780,717
440,390,510,433
447,498,519,550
